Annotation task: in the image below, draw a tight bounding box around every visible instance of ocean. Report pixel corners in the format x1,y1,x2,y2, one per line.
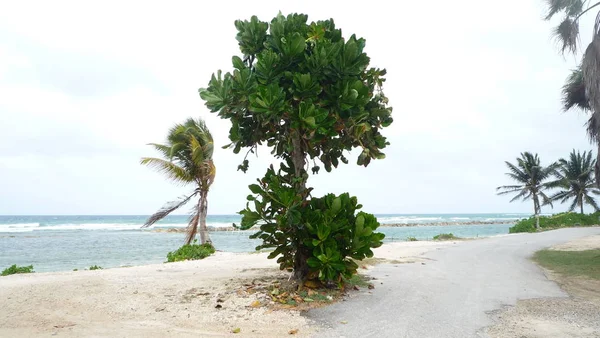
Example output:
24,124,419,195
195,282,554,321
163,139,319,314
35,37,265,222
0,214,526,273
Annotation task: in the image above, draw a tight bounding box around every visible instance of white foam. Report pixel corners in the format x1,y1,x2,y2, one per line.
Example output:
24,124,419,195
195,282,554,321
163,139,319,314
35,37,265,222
0,221,234,233
0,223,40,232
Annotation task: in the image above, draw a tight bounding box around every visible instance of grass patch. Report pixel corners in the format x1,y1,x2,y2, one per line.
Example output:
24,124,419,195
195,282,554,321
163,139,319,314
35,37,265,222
1,264,34,276
406,236,418,241
89,265,102,270
509,212,600,233
533,249,600,280
166,241,215,262
433,233,460,241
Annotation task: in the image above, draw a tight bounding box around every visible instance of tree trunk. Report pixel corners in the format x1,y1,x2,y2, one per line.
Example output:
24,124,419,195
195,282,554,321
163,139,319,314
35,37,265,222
596,142,600,189
290,130,309,282
581,199,584,215
533,194,540,230
198,190,211,245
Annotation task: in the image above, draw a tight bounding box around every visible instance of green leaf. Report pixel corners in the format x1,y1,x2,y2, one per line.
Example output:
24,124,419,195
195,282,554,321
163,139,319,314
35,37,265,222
232,56,245,70
303,116,316,128
331,197,341,214
307,257,322,268
249,184,262,194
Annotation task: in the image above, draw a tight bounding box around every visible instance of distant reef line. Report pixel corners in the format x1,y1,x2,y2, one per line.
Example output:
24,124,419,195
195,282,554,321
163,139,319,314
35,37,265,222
150,220,516,233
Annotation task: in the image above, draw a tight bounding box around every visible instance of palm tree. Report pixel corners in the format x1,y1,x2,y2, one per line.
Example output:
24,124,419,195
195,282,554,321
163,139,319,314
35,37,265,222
141,118,216,245
551,150,600,213
497,152,559,229
544,0,600,186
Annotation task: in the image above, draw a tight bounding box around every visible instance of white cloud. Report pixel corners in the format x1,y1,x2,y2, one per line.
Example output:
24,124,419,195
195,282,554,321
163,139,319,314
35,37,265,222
0,0,597,215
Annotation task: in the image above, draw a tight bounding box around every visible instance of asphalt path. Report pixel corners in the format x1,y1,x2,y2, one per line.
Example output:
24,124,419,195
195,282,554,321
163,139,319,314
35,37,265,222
307,227,600,338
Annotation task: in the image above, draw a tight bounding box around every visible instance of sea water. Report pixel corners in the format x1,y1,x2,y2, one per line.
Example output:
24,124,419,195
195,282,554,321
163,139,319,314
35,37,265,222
0,214,523,272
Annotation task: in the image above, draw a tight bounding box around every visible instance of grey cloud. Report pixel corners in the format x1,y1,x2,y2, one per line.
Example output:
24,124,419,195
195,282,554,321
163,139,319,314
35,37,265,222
0,29,169,97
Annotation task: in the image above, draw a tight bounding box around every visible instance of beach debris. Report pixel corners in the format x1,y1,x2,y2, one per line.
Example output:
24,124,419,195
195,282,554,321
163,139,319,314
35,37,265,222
250,300,261,308
53,323,76,329
352,285,359,291
289,329,299,334
340,321,348,324
215,304,222,309
155,307,166,312
232,327,241,334
216,298,224,303
368,284,375,290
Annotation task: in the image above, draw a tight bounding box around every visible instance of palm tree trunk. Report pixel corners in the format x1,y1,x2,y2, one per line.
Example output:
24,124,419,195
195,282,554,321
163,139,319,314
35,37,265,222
533,194,540,230
581,199,584,215
198,190,211,245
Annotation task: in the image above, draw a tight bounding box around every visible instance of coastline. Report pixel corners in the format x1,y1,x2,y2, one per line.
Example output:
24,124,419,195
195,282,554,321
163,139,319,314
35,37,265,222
151,220,517,233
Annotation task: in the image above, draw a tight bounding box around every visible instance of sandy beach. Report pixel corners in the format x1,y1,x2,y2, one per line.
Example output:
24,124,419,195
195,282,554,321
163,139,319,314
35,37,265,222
1,229,599,337
0,240,455,337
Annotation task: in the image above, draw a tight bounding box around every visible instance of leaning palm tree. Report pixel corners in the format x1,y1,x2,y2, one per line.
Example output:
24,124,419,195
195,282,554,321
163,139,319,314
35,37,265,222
551,150,600,213
544,0,600,186
497,152,559,229
141,118,216,245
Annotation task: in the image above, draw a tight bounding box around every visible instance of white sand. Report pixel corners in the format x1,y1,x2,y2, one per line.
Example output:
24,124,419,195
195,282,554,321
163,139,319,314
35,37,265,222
0,241,448,337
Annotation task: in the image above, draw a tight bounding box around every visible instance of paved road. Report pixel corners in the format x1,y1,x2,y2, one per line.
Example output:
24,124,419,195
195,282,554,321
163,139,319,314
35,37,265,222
307,227,600,338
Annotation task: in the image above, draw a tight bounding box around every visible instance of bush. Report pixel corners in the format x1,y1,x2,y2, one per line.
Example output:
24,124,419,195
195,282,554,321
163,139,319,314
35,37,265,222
433,233,460,241
406,237,418,242
509,212,600,233
241,171,385,285
89,265,102,270
167,241,215,262
1,264,34,276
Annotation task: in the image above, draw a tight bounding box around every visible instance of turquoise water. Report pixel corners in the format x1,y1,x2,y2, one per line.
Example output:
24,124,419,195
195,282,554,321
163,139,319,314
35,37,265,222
0,214,520,272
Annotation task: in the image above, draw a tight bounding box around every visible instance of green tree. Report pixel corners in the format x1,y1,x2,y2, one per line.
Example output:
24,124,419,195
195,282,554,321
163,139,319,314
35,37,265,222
544,0,600,186
497,152,559,229
140,118,216,245
551,150,600,213
199,13,392,284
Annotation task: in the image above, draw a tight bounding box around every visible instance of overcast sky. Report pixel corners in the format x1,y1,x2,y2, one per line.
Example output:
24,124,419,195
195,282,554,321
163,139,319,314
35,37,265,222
0,0,597,215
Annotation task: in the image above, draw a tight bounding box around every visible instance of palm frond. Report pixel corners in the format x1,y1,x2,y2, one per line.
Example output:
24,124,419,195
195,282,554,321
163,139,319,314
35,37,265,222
562,67,591,112
140,157,194,185
143,192,198,228
568,197,579,211
510,190,530,202
545,0,585,20
554,16,580,54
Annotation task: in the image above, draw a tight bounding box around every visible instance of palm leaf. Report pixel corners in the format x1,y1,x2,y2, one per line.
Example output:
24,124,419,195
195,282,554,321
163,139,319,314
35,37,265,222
140,157,194,185
585,193,600,210
143,192,198,228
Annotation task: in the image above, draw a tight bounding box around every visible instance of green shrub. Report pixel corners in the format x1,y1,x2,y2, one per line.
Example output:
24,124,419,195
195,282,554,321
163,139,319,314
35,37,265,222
89,265,102,270
406,237,418,242
240,172,385,285
1,264,34,276
167,241,215,262
509,212,600,233
433,233,460,241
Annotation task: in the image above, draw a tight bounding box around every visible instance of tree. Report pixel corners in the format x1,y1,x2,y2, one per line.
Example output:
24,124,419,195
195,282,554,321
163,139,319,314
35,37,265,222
140,118,216,245
199,13,392,285
544,0,600,186
497,152,558,229
551,150,600,213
